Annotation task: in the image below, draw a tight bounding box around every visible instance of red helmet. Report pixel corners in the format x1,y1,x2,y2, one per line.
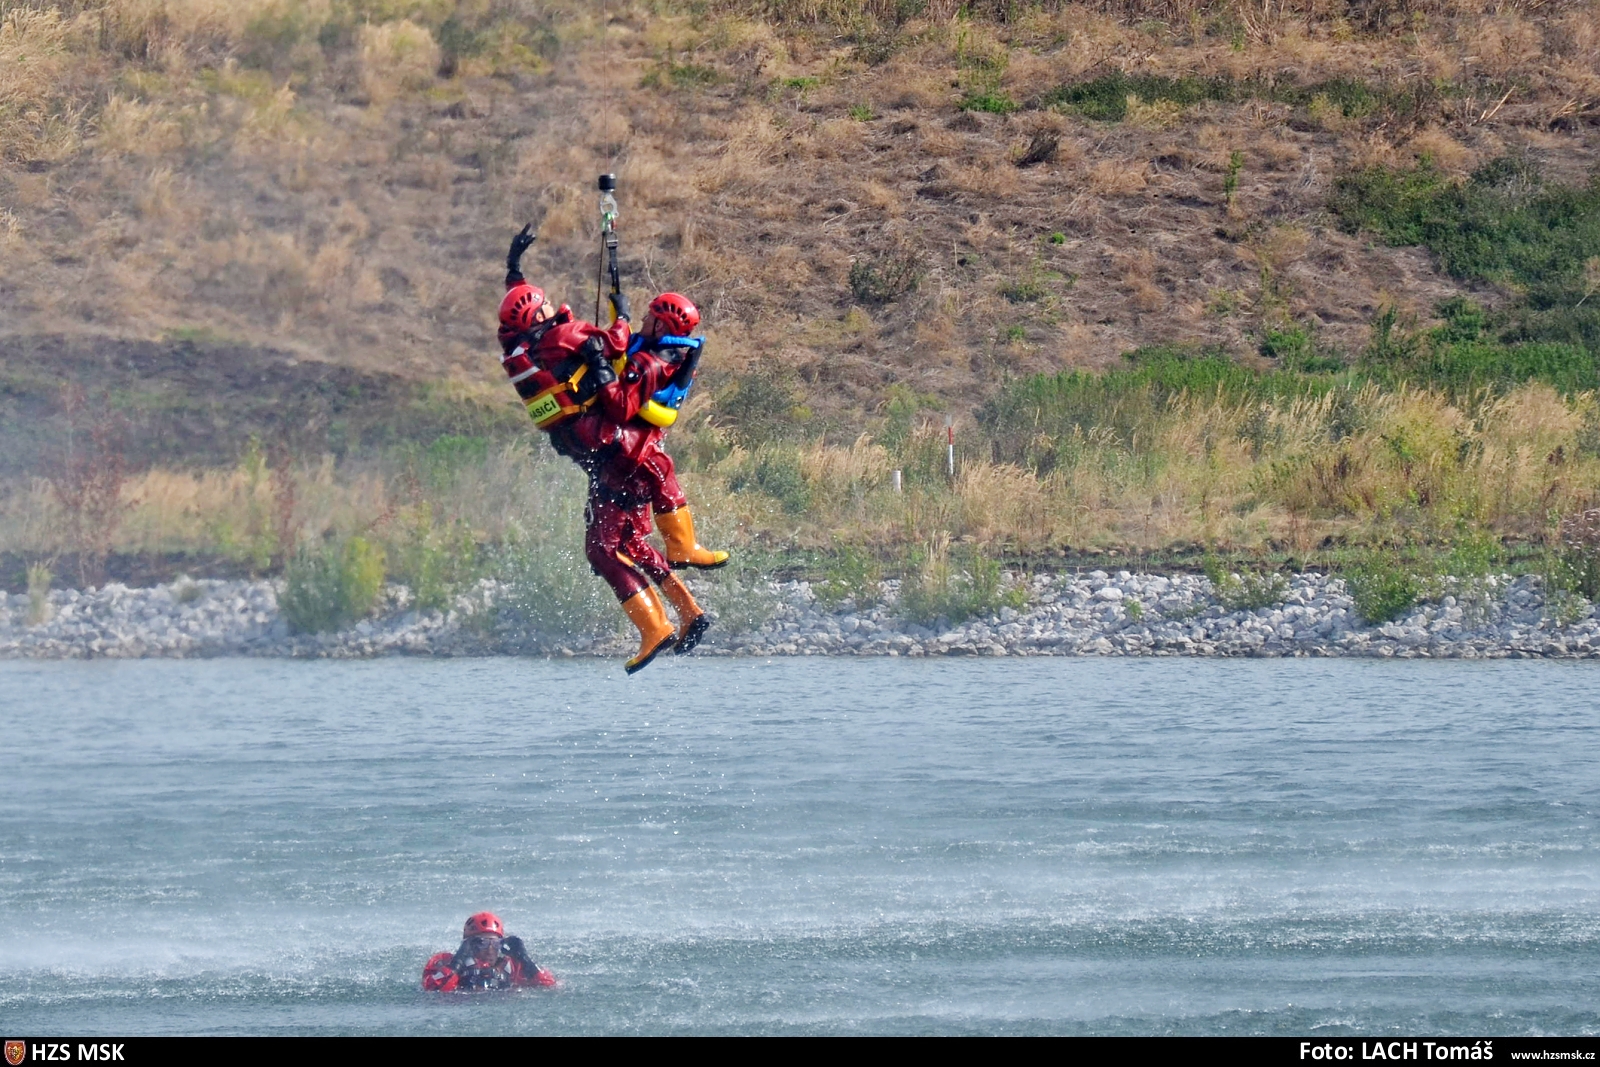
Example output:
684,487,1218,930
648,292,700,336
499,284,552,333
463,911,504,939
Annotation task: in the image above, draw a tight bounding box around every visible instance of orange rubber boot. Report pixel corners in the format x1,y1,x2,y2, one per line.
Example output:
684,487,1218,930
658,573,711,655
657,507,729,569
621,587,676,674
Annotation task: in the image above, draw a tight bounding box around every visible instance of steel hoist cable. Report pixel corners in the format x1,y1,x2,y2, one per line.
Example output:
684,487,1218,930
595,0,621,326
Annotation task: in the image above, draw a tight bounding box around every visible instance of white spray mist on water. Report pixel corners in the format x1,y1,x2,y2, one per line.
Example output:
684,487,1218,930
2,657,1597,1034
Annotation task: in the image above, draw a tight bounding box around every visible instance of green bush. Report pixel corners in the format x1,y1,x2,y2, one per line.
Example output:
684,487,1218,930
434,17,485,74
716,366,805,448
979,296,1600,474
1041,72,1237,121
1433,296,1486,343
1412,339,1595,393
1224,150,1244,206
815,545,883,608
977,347,1331,469
387,503,479,612
1292,77,1385,119
999,261,1056,303
420,435,489,491
1360,304,1424,367
1202,555,1290,610
848,249,923,305
280,536,387,634
210,436,279,573
878,384,943,454
1444,527,1501,580
492,537,619,643
703,557,781,635
26,563,51,626
241,4,322,72
1545,511,1600,601
642,58,722,89
953,24,1011,114
728,445,812,514
1422,527,1502,621
898,537,1026,625
1542,512,1598,623
959,89,1018,114
482,473,620,643
1359,299,1597,393
999,279,1046,303
1261,322,1345,373
1344,550,1421,623
1039,73,1417,123
1546,549,1600,600
1331,158,1600,359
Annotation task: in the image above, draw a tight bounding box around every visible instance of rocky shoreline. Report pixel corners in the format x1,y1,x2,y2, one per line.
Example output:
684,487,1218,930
4,569,1600,661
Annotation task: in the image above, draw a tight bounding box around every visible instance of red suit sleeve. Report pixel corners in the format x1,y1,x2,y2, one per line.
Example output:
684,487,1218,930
591,321,641,424
596,346,674,427
510,957,557,988
602,317,630,356
422,952,459,991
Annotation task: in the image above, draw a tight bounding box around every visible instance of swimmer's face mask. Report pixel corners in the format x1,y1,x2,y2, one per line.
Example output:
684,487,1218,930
462,935,502,965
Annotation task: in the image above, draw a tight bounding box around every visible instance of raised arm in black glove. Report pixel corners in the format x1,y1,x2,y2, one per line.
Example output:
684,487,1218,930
505,224,535,286
501,935,551,983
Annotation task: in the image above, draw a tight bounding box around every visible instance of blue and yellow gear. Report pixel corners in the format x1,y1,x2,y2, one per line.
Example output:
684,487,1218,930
629,335,703,428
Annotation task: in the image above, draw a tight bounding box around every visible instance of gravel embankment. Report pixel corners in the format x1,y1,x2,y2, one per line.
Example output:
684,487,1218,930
3,570,1599,660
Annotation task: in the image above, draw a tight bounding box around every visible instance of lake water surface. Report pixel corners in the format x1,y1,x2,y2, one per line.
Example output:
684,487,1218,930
1,657,1596,1035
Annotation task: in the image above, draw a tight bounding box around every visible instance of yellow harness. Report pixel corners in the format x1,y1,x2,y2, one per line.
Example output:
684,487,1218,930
522,354,630,430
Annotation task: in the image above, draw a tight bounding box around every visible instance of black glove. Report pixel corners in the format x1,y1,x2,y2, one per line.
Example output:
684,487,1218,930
670,339,703,388
579,335,615,386
608,291,631,323
502,936,530,962
505,224,535,284
506,225,535,271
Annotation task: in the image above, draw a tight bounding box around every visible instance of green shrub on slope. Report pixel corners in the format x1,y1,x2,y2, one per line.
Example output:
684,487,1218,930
1331,158,1600,358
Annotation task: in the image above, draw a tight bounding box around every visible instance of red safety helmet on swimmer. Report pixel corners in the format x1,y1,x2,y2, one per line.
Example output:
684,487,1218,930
462,912,504,939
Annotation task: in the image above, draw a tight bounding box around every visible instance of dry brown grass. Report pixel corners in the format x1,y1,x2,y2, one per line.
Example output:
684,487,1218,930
1,7,81,162
1086,156,1150,195
0,0,1597,461
358,20,440,104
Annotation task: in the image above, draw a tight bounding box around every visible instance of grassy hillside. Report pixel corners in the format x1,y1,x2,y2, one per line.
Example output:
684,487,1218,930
3,0,1600,601
5,0,1598,401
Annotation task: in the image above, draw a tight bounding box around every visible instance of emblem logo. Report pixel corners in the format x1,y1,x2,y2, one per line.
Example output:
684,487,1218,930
5,1040,24,1066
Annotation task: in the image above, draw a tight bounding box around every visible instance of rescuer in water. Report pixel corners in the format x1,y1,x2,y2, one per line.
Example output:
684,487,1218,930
421,912,556,991
493,226,724,673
